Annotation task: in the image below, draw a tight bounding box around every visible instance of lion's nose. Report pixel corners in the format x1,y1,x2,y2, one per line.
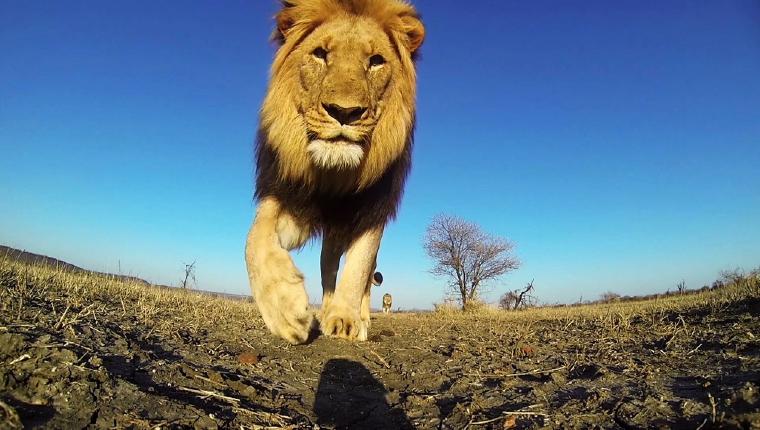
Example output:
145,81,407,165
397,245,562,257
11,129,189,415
323,103,367,125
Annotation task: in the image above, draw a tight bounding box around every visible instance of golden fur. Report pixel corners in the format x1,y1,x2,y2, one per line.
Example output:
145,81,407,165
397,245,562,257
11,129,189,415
260,0,423,190
246,0,424,344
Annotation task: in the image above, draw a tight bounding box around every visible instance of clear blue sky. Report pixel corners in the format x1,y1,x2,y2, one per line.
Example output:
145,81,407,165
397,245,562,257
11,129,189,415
2,1,759,309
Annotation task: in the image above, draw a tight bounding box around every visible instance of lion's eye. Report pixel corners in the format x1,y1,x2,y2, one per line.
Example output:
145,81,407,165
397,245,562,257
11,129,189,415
369,54,385,69
312,47,328,62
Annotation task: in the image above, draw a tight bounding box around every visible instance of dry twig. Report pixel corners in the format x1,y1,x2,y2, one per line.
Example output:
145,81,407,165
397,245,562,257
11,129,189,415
466,410,549,428
8,354,31,365
466,365,565,379
178,386,240,404
368,349,391,369
53,305,71,330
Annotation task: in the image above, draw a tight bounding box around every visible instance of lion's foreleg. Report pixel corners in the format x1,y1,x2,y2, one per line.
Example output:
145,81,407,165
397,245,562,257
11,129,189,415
245,197,313,344
321,226,383,341
319,235,343,320
359,264,376,329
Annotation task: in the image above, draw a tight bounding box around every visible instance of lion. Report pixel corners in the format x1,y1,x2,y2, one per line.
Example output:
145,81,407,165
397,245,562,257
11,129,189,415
245,0,424,344
382,293,392,314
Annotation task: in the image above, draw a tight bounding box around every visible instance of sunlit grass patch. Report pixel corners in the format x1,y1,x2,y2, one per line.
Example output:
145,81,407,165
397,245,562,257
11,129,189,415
0,255,265,336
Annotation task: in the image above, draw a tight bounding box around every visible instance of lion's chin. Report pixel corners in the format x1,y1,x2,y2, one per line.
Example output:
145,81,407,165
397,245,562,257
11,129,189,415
307,139,364,170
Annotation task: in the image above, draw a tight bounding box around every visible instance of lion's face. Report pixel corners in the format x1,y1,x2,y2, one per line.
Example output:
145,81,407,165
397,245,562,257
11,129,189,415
299,18,394,170
260,0,424,191
383,294,392,305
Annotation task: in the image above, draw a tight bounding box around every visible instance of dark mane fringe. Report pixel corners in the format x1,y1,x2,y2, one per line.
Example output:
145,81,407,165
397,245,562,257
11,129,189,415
254,125,414,242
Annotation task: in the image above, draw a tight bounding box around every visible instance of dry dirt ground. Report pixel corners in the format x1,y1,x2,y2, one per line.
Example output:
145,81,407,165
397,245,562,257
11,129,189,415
1,257,759,429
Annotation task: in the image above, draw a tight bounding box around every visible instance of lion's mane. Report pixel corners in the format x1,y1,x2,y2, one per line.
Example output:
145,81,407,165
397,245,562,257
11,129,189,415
254,0,424,241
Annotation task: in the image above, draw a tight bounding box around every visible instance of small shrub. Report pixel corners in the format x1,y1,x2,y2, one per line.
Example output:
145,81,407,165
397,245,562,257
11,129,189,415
433,300,459,314
462,299,490,313
498,291,518,310
600,291,621,303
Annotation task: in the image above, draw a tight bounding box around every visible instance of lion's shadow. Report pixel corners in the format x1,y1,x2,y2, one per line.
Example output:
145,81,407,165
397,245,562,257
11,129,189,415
314,358,412,429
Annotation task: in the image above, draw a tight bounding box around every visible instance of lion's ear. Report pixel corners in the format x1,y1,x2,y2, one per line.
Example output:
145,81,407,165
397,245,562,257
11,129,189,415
399,14,425,54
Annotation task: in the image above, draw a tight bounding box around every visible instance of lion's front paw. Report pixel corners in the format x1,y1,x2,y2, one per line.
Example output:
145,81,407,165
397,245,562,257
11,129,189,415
321,302,368,341
251,254,315,344
256,282,315,344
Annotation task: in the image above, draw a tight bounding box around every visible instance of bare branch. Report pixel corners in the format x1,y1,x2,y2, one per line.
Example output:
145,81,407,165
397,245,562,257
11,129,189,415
181,260,197,290
499,279,536,310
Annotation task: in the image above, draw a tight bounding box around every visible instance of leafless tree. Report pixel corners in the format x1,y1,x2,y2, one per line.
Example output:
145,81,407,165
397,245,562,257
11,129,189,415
180,260,197,290
514,279,535,309
676,280,687,294
499,279,536,310
424,214,520,309
720,268,745,285
498,291,518,310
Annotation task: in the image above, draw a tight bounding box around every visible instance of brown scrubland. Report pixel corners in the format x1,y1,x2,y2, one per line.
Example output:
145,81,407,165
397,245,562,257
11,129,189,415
1,254,758,428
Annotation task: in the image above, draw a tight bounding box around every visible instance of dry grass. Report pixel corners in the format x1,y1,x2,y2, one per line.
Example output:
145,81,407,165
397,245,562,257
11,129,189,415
1,254,758,428
2,254,758,336
0,255,266,336
427,276,759,323
389,272,760,353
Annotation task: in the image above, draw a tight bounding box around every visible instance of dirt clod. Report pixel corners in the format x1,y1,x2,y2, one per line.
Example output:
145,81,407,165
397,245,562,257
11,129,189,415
237,352,260,365
517,343,535,357
502,415,517,429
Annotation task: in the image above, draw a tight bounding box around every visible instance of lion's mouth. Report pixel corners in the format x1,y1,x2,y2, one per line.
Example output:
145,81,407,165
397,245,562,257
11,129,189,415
307,128,368,146
322,137,365,147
